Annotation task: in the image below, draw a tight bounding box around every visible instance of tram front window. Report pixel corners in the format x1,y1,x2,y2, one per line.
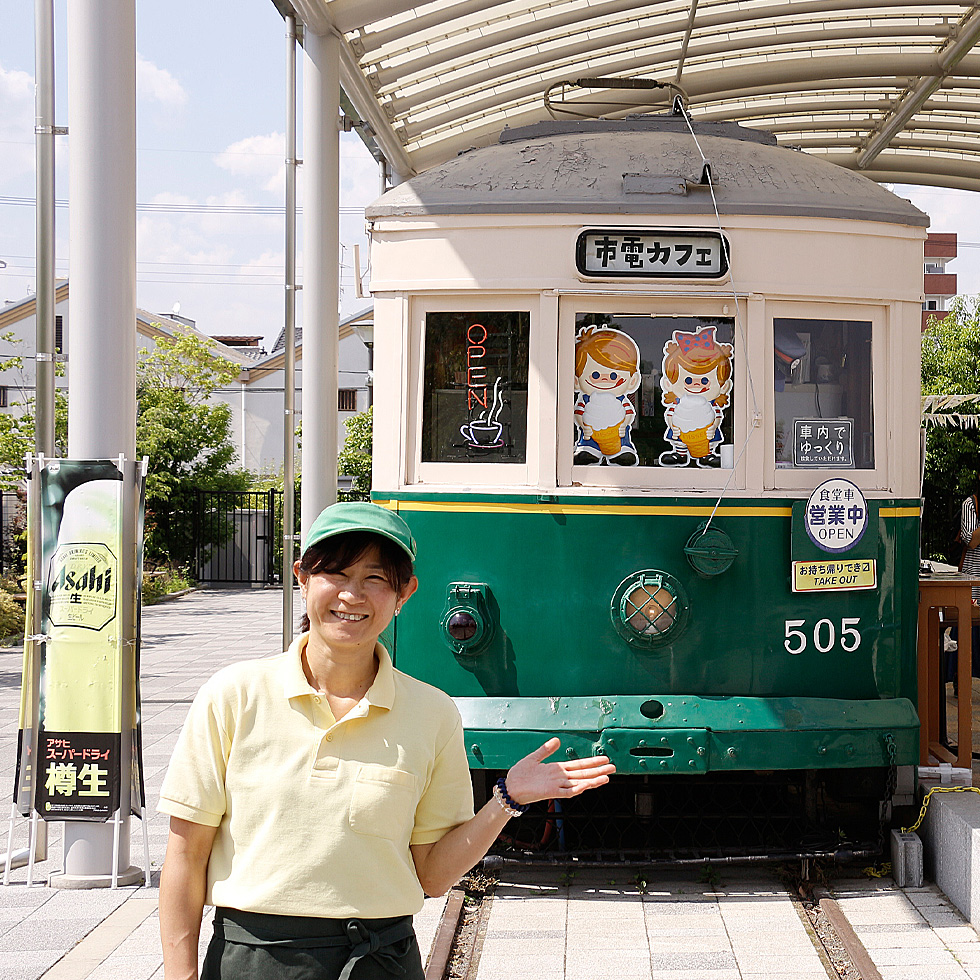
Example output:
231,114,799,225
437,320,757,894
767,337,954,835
421,311,530,463
773,318,874,469
573,313,736,469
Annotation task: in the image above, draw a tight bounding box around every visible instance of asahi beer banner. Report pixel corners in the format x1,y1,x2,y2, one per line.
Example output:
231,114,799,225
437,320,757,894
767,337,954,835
36,460,125,821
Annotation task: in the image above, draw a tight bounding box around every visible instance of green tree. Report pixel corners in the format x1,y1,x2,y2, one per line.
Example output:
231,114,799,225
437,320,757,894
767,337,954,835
0,330,68,487
338,406,373,501
136,332,250,564
0,329,248,566
921,297,980,560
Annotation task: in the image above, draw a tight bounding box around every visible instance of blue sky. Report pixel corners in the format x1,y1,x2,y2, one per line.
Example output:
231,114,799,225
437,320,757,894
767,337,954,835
0,0,380,350
1,1,978,351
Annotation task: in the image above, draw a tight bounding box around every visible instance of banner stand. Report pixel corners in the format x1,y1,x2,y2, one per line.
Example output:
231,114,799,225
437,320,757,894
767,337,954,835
2,805,21,886
26,813,39,887
3,454,47,885
111,808,121,890
140,806,150,887
4,456,148,889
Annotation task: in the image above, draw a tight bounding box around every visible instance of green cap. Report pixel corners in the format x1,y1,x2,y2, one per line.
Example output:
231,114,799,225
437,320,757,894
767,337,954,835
303,502,417,561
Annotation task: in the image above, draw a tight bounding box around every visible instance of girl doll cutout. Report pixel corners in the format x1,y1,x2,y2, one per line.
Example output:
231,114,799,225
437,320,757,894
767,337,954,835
573,326,642,465
659,327,733,467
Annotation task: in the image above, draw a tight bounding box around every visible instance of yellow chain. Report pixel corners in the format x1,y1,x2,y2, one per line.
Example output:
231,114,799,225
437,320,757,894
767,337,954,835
863,862,892,878
902,786,980,835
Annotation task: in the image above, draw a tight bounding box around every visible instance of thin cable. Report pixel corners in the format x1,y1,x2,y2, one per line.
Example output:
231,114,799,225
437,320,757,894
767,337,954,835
0,195,366,215
673,97,760,532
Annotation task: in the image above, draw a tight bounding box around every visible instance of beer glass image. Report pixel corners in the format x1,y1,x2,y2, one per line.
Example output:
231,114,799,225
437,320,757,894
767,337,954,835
41,476,122,735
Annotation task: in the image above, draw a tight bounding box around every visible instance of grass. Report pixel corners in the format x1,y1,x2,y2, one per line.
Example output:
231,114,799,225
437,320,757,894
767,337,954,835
141,565,195,604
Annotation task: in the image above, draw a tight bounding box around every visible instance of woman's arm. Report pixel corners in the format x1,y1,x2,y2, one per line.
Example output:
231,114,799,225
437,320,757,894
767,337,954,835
410,738,613,897
159,816,219,980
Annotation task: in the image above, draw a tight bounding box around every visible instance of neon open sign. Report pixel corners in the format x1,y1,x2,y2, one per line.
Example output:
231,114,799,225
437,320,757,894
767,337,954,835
460,322,505,448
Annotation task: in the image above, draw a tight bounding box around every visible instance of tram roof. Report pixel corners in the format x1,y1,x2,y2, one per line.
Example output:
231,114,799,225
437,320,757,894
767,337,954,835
284,1,980,193
364,117,930,225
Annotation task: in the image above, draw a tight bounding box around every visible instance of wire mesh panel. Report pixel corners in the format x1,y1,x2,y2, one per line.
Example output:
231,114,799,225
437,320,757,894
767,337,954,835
485,771,885,863
0,490,27,575
193,489,282,585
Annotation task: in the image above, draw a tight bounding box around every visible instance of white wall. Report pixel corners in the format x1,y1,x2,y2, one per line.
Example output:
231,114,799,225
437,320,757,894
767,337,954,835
0,295,373,476
213,331,371,475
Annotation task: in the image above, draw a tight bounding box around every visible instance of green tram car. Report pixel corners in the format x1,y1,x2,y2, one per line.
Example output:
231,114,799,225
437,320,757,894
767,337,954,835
365,114,924,859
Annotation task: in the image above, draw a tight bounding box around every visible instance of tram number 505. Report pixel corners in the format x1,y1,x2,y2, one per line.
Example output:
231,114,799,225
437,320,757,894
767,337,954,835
784,618,861,655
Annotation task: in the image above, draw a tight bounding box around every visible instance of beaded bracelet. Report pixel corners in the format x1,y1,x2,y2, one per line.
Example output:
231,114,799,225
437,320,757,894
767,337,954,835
492,776,529,817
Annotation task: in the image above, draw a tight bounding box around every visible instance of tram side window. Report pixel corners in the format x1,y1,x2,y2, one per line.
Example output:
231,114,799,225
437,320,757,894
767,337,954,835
421,311,530,463
573,313,736,468
773,318,874,469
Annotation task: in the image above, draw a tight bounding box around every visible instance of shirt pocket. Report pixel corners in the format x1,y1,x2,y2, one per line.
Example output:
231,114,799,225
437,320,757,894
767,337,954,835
349,765,418,839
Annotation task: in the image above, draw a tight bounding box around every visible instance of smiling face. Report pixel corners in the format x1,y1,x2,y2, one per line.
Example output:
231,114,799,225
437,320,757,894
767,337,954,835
663,363,730,402
577,353,640,397
680,367,720,397
296,542,417,656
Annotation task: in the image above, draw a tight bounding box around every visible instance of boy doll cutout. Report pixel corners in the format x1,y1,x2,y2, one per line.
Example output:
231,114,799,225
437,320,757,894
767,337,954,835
573,326,642,465
659,327,733,467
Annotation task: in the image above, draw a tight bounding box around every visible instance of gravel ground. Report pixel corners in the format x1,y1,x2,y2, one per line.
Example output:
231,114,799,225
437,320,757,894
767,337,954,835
802,897,862,980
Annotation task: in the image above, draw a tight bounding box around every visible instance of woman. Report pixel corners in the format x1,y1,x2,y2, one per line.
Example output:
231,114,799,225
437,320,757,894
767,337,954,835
159,502,614,980
959,489,980,600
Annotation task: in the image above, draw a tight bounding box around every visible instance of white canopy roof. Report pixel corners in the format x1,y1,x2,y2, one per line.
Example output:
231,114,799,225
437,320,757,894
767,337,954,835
286,0,980,190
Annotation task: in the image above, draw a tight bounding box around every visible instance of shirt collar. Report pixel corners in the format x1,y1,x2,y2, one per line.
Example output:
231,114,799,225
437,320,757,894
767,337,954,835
282,632,395,710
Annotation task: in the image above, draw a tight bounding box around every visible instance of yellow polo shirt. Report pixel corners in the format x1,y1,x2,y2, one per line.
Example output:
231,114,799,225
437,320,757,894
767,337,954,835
158,634,475,917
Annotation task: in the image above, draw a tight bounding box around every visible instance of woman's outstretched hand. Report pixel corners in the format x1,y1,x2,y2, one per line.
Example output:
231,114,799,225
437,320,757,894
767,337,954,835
504,737,615,806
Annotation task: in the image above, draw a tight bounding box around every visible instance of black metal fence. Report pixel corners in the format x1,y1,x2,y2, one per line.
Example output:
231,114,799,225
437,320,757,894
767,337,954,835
0,490,26,576
190,489,286,585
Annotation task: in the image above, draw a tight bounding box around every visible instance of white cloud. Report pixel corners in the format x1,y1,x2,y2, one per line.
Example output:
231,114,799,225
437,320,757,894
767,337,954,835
0,62,36,187
136,54,188,108
893,184,980,296
340,132,382,209
215,133,284,195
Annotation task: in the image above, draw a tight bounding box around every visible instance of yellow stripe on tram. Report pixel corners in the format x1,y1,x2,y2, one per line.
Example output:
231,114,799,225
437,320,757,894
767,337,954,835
377,500,790,517
376,500,921,519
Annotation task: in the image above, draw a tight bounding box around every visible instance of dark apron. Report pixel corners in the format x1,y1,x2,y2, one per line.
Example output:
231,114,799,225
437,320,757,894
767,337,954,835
201,907,424,980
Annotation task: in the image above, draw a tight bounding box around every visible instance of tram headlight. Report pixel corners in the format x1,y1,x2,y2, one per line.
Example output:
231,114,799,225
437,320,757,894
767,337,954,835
611,570,689,647
442,583,494,655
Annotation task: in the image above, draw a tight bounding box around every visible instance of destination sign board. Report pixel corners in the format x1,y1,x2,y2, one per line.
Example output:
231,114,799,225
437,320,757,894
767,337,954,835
576,229,729,279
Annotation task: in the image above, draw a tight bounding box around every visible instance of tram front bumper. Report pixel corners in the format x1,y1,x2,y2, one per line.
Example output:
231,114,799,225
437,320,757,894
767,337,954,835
456,695,919,774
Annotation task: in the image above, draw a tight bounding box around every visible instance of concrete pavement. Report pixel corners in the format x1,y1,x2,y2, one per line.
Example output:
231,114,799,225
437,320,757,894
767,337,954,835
477,868,980,980
1,587,979,979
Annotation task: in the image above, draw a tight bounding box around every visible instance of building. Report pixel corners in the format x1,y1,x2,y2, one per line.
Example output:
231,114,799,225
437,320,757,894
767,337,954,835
923,232,958,330
0,282,374,475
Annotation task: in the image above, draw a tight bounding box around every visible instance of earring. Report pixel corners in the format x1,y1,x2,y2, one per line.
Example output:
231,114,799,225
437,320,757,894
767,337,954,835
395,607,401,616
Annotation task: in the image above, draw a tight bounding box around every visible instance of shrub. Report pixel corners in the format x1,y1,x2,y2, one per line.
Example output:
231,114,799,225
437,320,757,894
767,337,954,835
0,589,25,641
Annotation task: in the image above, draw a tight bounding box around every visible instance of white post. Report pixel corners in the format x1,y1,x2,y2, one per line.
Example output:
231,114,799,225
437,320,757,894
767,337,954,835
300,29,340,541
283,14,298,649
60,0,140,887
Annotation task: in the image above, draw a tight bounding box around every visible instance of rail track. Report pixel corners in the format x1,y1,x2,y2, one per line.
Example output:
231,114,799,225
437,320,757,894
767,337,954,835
423,864,884,980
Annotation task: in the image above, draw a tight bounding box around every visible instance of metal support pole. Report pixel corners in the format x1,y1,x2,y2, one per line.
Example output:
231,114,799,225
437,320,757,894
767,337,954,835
283,14,298,650
35,0,57,460
60,0,140,886
300,29,340,541
366,344,374,409
30,0,58,866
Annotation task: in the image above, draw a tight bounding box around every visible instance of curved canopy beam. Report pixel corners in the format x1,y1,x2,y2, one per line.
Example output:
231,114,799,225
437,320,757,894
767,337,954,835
288,0,980,191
